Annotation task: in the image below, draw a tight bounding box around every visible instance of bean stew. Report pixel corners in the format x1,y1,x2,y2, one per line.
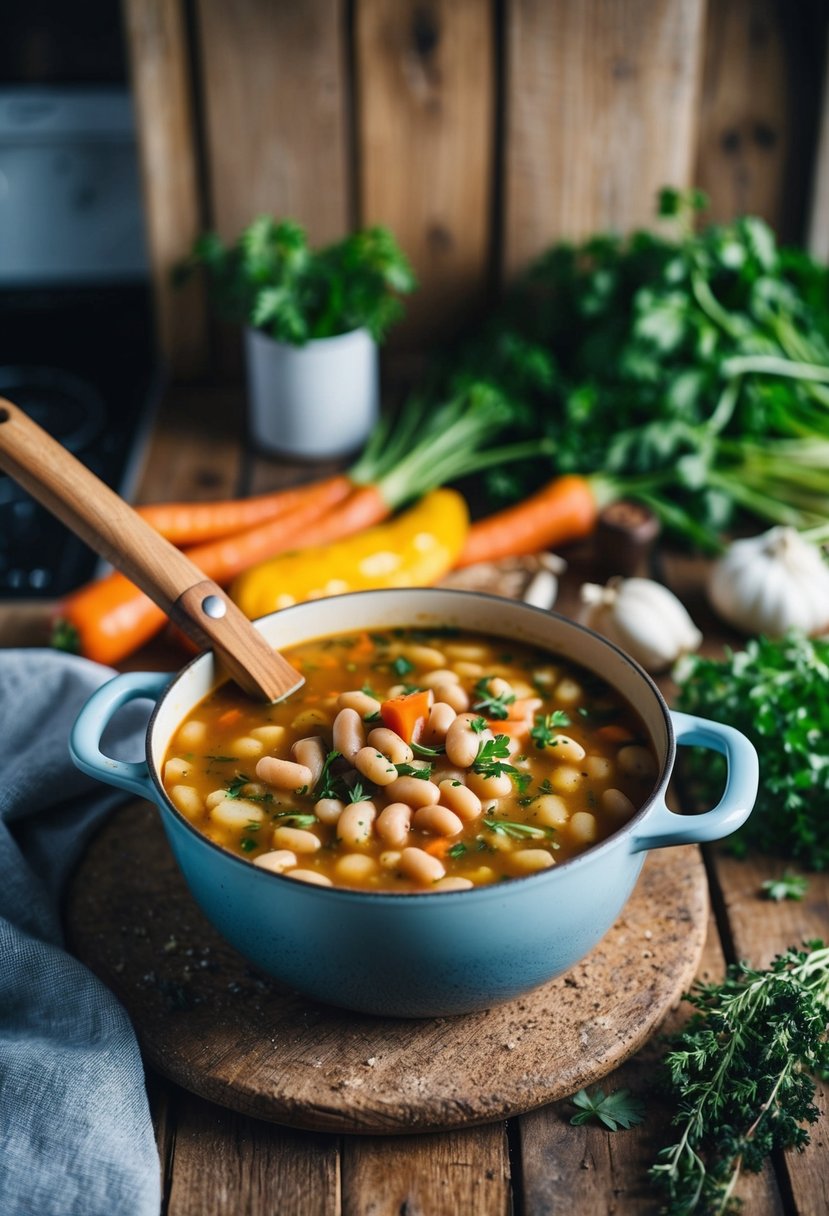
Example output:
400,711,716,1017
161,627,659,892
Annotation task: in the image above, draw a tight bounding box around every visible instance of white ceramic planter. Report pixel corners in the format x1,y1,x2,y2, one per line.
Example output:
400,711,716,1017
244,325,379,459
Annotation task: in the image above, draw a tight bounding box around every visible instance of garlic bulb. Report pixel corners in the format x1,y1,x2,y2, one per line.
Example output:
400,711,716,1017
580,577,703,673
708,527,829,637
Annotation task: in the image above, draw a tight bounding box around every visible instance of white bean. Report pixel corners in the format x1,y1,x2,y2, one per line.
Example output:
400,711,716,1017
466,770,513,800
376,802,413,848
585,755,613,780
445,714,491,769
549,765,584,794
424,701,457,743
250,724,286,749
618,745,657,779
432,876,474,891
544,734,586,763
175,719,207,749
569,811,598,844
253,849,297,873
412,804,464,837
554,678,583,705
336,800,377,847
256,755,314,792
480,675,513,700
334,854,379,884
291,736,327,785
354,746,398,786
210,798,265,830
169,784,203,820
272,826,321,853
509,849,556,874
533,794,569,827
229,735,265,759
367,727,413,765
336,690,382,719
205,788,228,810
385,775,440,808
379,849,402,869
314,797,345,825
333,708,365,761
420,669,461,689
601,788,636,817
405,645,446,669
436,683,471,713
437,779,482,822
290,708,331,731
398,847,445,885
287,869,333,887
164,757,192,783
444,643,487,662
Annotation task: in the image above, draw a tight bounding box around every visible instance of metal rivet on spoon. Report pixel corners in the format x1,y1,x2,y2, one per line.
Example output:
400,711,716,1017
201,594,227,620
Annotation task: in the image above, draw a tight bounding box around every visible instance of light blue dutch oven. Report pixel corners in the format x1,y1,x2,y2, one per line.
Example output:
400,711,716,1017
70,588,758,1018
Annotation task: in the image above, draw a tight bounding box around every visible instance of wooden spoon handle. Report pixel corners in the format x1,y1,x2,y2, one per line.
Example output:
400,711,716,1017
0,397,303,702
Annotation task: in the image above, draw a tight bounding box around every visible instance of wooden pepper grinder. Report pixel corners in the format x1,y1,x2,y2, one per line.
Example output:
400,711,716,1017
594,499,661,578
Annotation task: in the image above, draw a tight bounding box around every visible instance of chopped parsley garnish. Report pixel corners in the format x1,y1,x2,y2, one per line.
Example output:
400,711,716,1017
313,749,343,800
206,754,239,763
395,763,431,779
239,837,258,853
470,715,490,734
392,656,415,677
530,710,572,749
272,811,318,828
223,775,250,800
361,683,380,699
481,818,554,841
411,740,446,757
570,1087,645,1131
448,842,468,859
347,781,368,803
472,677,516,720
472,735,520,780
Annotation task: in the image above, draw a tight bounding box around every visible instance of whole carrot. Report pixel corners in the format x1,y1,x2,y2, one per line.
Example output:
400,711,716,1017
136,474,352,544
454,475,603,568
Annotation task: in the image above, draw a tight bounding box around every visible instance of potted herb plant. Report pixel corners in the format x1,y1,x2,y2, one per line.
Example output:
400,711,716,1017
180,218,416,458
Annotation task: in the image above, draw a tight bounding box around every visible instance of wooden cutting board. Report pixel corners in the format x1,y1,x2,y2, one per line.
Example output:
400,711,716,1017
66,799,707,1135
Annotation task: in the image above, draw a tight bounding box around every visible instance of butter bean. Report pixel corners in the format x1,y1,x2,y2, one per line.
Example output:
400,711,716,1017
385,775,440,808
229,735,264,759
205,788,227,810
334,853,379,884
544,734,586,763
569,811,598,844
436,683,470,713
480,675,514,700
405,645,446,669
333,708,365,761
290,708,331,731
423,701,457,744
432,876,474,891
250,724,286,749
618,745,657,779
509,849,556,874
585,755,613,780
367,727,413,765
256,755,314,792
437,779,482,822
533,794,569,827
379,850,402,869
169,784,202,820
354,746,398,786
175,719,207,749
445,714,491,768
601,788,636,817
164,757,192,783
412,804,464,837
466,769,513,800
291,736,326,785
420,669,460,689
376,802,412,848
272,826,321,853
314,797,345,825
210,798,265,830
336,690,382,719
287,869,333,887
253,849,297,873
554,678,583,705
336,800,377,847
398,846,445,885
549,765,583,794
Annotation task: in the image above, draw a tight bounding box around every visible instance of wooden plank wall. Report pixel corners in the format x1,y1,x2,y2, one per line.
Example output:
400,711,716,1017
124,0,828,378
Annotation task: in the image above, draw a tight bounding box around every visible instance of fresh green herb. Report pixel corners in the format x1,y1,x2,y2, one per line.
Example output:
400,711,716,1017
472,677,516,720
448,842,468,859
570,1087,645,1131
244,821,261,832
411,740,446,757
206,755,239,763
530,710,572,750
650,943,829,1214
239,838,258,853
364,711,382,724
394,763,431,779
761,873,809,902
313,749,343,801
481,818,553,841
223,775,251,800
347,782,368,804
177,218,416,344
272,811,318,828
472,735,520,780
675,633,829,868
361,683,380,699
512,772,533,794
469,716,490,735
391,656,415,677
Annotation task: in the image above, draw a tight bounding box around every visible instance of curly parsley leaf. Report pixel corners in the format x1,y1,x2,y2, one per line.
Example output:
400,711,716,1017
530,710,572,750
472,677,516,720
761,873,809,902
570,1087,645,1131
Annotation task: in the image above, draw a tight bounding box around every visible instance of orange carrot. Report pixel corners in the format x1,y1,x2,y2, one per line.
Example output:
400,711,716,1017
136,474,352,545
217,707,242,728
380,689,432,743
423,837,452,859
52,482,390,666
596,724,637,744
454,475,600,568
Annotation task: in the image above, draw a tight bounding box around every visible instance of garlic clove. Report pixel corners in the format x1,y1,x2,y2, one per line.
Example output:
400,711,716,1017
580,577,702,673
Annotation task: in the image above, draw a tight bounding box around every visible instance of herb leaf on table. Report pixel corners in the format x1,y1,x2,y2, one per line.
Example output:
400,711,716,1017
569,1087,646,1131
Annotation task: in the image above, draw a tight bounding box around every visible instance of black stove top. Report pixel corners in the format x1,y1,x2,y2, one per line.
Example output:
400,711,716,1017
0,283,161,598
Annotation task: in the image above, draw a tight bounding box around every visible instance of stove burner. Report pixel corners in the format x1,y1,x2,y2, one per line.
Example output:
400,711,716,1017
0,365,107,452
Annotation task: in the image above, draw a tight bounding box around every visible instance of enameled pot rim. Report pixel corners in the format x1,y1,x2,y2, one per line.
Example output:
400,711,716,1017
144,588,676,900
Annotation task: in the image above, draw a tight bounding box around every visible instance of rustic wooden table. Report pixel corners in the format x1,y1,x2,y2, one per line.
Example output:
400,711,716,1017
3,385,827,1214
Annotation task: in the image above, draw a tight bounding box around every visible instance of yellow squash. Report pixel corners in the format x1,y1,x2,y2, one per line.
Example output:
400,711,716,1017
230,488,469,619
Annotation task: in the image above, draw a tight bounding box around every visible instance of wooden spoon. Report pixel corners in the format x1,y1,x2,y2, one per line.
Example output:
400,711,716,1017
0,397,304,702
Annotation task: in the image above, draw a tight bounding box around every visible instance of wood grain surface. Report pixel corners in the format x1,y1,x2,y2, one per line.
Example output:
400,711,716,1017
66,800,708,1136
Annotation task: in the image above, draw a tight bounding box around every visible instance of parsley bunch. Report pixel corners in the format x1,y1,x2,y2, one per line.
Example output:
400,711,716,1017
178,217,416,345
674,633,829,869
651,943,829,1214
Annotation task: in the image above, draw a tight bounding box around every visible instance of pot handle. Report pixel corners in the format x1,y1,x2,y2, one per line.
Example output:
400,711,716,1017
629,710,758,853
69,671,173,800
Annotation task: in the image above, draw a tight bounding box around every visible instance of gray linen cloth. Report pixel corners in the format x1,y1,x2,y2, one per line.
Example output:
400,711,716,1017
0,649,161,1216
